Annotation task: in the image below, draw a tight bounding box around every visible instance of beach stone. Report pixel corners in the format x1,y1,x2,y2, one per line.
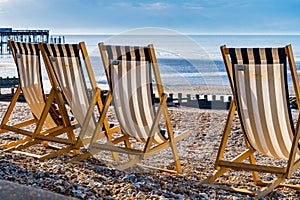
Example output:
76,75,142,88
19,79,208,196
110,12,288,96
71,189,82,195
53,164,64,169
132,183,141,188
123,173,136,181
162,192,172,198
276,192,286,198
136,191,146,198
96,166,106,173
199,193,209,199
54,185,65,193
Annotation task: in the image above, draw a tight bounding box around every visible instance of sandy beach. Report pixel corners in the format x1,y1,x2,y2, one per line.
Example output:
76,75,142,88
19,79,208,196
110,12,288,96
0,86,299,199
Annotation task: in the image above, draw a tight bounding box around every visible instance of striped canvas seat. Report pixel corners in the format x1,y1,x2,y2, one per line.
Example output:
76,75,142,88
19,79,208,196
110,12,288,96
97,42,190,173
10,41,56,128
202,45,300,197
40,42,120,160
41,43,96,135
105,45,167,144
229,47,299,159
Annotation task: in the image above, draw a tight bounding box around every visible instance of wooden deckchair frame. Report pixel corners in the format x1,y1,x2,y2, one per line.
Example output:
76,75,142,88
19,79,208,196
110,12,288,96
201,44,300,197
72,42,190,174
0,39,78,160
40,42,120,161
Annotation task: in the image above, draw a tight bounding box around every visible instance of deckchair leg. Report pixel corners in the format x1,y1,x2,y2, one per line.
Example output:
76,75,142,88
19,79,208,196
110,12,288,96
257,175,285,198
246,139,260,184
107,133,119,162
0,86,21,127
162,95,183,173
215,101,236,170
170,140,182,173
141,95,183,173
124,138,134,160
201,101,239,183
201,149,255,184
0,86,38,150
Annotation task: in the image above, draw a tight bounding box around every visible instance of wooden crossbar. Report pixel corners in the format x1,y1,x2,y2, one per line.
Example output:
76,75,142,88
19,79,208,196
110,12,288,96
218,160,286,174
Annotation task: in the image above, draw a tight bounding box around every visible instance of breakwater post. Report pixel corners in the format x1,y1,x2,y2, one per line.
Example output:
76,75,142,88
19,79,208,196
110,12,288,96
152,92,232,109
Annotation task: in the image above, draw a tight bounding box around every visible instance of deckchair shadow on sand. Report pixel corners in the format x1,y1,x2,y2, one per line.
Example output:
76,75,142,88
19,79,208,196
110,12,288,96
201,44,300,197
72,42,190,173
0,40,78,160
39,42,120,161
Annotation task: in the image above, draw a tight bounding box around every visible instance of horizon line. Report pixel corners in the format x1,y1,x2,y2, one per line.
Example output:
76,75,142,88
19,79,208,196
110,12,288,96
51,32,300,36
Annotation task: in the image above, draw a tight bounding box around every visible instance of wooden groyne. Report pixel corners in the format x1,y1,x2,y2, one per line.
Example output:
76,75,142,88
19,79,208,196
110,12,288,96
153,93,298,110
0,76,24,102
153,93,232,110
0,76,19,89
50,36,65,44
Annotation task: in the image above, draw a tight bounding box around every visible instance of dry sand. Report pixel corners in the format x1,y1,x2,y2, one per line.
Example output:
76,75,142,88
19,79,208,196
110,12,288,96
0,86,299,199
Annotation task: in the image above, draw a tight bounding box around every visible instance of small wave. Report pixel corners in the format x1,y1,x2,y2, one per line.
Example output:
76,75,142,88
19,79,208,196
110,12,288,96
0,63,15,68
97,80,108,84
161,72,227,78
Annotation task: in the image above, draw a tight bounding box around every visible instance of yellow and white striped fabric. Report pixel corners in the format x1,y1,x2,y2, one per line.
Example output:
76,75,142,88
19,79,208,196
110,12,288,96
10,41,56,129
41,43,96,135
229,47,299,159
105,45,167,144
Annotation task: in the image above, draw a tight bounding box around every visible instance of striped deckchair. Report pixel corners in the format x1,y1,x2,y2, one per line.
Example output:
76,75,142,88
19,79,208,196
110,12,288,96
39,42,120,160
74,42,190,173
0,40,77,160
201,44,300,197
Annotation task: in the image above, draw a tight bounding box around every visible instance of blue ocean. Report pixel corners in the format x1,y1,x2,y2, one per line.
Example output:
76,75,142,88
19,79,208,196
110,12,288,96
1,32,300,89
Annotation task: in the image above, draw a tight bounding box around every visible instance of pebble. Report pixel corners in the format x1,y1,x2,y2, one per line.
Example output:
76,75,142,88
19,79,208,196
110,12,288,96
96,166,106,173
199,193,209,199
123,173,136,180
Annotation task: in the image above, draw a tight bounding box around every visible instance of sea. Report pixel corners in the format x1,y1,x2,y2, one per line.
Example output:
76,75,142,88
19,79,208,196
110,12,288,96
1,32,300,91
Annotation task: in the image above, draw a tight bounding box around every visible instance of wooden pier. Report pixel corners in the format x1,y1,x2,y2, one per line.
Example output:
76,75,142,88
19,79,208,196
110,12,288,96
0,28,49,54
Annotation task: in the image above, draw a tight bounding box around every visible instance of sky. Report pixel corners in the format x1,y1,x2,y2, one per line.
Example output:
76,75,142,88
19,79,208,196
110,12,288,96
1,0,300,35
